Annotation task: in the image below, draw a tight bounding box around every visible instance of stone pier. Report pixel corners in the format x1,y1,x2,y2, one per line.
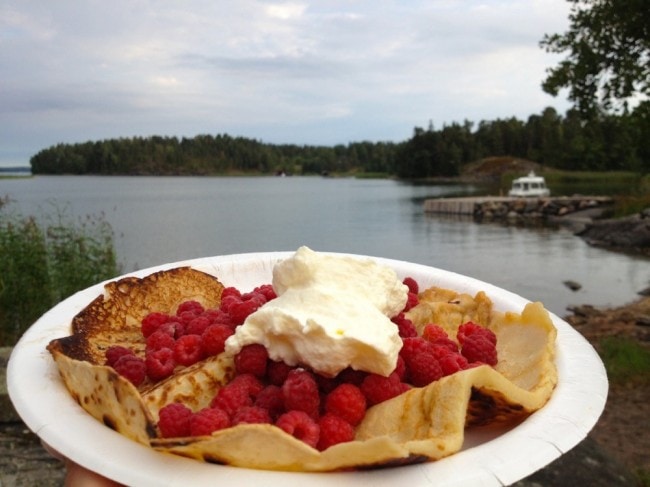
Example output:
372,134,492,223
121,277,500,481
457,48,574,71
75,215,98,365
424,195,614,223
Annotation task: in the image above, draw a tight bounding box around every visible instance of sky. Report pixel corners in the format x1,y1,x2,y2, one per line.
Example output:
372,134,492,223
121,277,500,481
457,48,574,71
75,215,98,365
0,0,573,167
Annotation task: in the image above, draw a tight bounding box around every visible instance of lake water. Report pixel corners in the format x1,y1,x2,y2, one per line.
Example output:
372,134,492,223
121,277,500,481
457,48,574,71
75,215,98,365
1,175,648,316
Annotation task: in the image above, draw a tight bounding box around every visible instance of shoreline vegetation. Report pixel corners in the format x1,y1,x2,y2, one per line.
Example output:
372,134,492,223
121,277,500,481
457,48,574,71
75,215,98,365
0,196,120,347
25,104,650,180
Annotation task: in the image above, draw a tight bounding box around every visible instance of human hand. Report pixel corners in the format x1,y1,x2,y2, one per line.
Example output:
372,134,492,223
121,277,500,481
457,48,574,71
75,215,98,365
63,459,123,487
42,441,122,486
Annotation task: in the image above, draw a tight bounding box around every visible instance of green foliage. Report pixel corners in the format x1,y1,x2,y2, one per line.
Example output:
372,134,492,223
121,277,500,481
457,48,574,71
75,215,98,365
29,102,650,180
539,170,643,197
0,198,120,346
540,0,650,116
636,468,650,487
612,194,650,217
30,135,400,177
599,336,650,384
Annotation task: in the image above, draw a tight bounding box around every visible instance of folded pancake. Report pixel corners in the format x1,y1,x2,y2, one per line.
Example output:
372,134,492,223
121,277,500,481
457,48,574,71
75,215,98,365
47,267,558,472
47,267,227,443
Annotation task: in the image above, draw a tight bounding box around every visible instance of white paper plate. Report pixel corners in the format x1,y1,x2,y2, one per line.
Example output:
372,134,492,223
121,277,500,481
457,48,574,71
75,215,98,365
7,251,608,486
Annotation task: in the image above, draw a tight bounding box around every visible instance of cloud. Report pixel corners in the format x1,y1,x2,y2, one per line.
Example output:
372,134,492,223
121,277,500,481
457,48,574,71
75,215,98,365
0,0,571,165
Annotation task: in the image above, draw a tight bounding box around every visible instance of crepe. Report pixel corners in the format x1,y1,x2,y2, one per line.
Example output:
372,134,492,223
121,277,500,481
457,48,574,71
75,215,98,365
47,267,557,472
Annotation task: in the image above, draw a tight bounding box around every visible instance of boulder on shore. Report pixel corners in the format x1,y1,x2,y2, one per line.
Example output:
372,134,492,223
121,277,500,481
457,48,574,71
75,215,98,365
577,210,650,254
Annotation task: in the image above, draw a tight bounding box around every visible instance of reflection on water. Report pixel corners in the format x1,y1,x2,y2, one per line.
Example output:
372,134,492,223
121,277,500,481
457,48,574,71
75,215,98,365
0,175,647,316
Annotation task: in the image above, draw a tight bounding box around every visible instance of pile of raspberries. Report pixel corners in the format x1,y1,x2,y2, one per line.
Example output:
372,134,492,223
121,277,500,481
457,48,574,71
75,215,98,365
105,277,498,451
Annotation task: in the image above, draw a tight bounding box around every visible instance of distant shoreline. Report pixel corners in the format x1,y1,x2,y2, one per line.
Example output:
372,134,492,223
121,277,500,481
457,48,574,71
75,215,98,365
0,166,31,176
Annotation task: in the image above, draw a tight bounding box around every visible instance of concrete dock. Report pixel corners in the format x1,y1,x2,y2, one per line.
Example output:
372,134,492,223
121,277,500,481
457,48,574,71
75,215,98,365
423,195,614,220
423,196,516,215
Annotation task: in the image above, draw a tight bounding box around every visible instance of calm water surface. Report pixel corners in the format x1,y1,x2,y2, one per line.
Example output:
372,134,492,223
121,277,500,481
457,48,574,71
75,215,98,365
1,175,648,316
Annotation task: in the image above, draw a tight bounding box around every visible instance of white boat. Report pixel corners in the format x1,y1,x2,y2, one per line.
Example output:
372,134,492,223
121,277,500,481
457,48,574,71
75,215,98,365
508,171,550,197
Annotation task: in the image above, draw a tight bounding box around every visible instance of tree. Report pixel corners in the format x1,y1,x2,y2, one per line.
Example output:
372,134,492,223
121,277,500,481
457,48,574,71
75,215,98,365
540,0,650,116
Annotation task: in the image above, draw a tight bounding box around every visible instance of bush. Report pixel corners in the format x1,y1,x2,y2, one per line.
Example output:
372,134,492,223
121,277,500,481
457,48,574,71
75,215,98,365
0,196,121,346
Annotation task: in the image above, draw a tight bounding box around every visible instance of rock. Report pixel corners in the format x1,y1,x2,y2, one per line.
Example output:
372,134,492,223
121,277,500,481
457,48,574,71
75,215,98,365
567,304,594,316
578,213,650,252
0,422,65,487
564,280,582,291
636,315,650,327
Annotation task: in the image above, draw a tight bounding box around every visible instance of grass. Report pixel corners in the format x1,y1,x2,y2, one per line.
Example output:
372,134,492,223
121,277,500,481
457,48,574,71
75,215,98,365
599,336,650,384
637,470,650,487
611,193,650,218
596,336,650,486
0,196,121,346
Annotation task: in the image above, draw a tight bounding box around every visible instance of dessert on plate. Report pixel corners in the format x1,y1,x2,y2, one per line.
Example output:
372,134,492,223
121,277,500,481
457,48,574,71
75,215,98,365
47,246,558,471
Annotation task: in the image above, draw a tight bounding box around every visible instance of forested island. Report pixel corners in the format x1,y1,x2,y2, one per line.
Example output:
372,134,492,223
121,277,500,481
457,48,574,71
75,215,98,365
30,105,649,179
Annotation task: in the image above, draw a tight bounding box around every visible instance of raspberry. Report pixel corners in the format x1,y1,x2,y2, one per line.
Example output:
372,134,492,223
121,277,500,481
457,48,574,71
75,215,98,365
176,300,205,316
156,320,185,339
400,335,432,358
141,312,171,338
185,316,211,336
324,383,367,426
232,406,272,425
457,322,498,366
190,407,230,436
394,354,407,379
201,308,234,327
266,360,294,386
155,321,177,337
145,347,176,381
253,284,277,301
173,334,204,366
200,323,233,356
210,375,264,417
422,324,449,342
276,410,320,449
391,313,418,338
423,324,459,353
403,276,419,294
360,371,406,406
177,310,200,327
457,321,497,346
105,345,134,367
282,369,320,418
437,350,469,376
229,297,264,325
211,386,252,416
460,334,498,366
241,291,267,305
219,294,241,314
255,385,285,419
230,373,265,398
403,291,419,312
234,344,269,377
158,402,192,438
113,354,146,386
221,286,242,300
317,414,355,451
146,329,176,353
401,337,443,386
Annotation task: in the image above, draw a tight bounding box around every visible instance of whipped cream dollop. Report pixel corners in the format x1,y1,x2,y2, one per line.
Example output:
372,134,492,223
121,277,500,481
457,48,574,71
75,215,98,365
224,246,407,377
